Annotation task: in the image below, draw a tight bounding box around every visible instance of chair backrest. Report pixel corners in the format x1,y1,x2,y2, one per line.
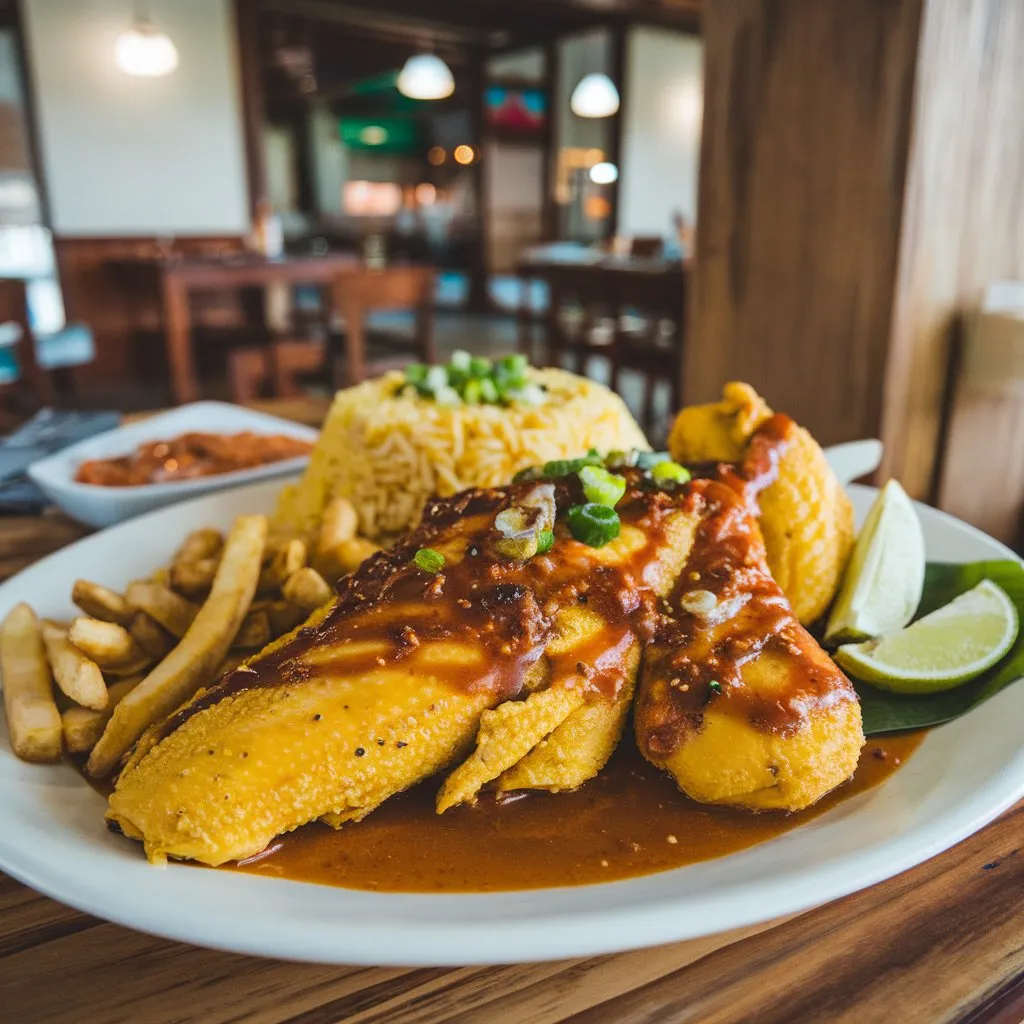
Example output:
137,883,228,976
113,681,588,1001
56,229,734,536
628,236,665,259
331,265,434,315
0,278,29,326
0,278,53,406
329,265,436,387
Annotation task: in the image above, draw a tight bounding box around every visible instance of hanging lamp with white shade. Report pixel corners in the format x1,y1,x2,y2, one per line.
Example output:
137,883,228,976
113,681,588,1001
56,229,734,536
570,73,619,118
114,3,178,77
396,53,455,100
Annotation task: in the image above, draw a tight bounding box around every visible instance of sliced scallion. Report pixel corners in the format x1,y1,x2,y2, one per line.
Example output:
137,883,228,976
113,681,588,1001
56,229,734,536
567,503,621,547
636,450,671,470
651,461,691,486
579,465,626,508
413,548,445,573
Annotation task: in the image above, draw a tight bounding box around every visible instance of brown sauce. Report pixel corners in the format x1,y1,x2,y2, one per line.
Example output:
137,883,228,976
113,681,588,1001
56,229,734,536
232,730,924,893
75,431,313,487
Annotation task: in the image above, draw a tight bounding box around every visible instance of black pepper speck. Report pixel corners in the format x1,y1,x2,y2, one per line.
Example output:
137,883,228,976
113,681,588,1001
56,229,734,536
354,747,365,757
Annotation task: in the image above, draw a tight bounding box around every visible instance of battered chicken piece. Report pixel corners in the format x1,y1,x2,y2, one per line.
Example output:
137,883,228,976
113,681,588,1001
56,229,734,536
668,382,854,624
107,474,698,865
437,504,698,809
635,422,864,812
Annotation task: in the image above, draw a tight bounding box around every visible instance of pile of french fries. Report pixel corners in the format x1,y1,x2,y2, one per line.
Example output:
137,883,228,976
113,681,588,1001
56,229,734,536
0,497,378,774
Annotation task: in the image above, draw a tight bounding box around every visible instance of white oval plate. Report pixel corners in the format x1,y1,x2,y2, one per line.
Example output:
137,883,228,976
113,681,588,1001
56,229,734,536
26,402,317,528
0,480,1021,966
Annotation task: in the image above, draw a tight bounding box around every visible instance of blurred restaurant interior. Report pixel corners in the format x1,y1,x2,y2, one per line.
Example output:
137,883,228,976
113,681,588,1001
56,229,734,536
0,0,1022,550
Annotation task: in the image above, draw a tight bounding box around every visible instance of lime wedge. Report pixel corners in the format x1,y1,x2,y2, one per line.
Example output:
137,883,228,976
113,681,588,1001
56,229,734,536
834,579,1019,693
824,479,925,645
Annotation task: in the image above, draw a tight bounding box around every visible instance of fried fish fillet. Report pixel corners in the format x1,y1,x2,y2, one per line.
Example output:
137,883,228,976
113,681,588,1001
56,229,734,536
107,475,698,865
635,421,864,812
668,382,854,624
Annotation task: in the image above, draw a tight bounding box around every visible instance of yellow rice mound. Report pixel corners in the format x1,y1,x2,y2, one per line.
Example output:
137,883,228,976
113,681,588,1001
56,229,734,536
274,368,648,540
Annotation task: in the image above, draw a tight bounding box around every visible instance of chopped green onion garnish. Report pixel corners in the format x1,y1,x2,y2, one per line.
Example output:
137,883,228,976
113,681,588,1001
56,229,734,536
405,363,428,387
434,386,461,406
708,680,722,696
413,548,445,573
497,354,528,376
604,449,639,469
493,534,539,560
636,450,671,470
567,503,621,547
651,461,691,486
542,449,604,479
536,529,555,554
402,353,546,406
425,365,448,391
579,465,627,507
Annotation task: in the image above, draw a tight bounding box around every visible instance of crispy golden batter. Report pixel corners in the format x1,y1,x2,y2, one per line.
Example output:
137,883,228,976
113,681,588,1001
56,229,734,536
439,510,699,808
668,382,854,624
496,671,636,794
107,476,695,865
634,476,863,812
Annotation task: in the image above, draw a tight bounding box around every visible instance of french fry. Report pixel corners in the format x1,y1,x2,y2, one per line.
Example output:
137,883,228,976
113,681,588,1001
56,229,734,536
263,533,301,564
71,580,134,626
61,675,142,755
125,581,199,638
334,537,381,575
257,537,306,593
282,566,332,612
40,621,108,711
68,617,149,671
87,514,268,777
315,497,357,562
128,612,175,660
171,528,223,567
1,604,62,762
267,599,304,637
233,609,271,649
169,556,219,596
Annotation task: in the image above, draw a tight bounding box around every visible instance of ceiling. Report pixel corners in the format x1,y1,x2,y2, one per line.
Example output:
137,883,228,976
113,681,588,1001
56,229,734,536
254,0,700,52
253,0,701,112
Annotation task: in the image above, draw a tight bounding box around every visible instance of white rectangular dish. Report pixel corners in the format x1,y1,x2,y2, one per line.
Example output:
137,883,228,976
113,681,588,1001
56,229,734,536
27,401,318,528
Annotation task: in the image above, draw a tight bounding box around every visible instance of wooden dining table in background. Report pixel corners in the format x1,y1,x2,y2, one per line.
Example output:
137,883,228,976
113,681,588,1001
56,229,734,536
1,401,1023,1023
110,253,361,405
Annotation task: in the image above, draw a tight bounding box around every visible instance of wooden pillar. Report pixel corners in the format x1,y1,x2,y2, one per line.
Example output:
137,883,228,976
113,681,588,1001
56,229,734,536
691,0,1024,520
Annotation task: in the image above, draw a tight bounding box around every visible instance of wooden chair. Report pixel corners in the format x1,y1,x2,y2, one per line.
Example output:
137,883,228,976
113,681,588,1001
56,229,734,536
543,265,618,380
0,278,54,413
610,267,687,437
227,266,436,401
328,265,436,388
628,237,665,259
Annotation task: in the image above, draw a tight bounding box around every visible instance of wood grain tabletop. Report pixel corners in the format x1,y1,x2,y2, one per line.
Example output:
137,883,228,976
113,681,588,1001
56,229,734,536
1,498,1022,1023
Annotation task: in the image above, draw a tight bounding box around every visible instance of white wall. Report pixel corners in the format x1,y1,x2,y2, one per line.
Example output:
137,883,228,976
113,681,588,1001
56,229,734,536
22,0,249,236
619,28,703,238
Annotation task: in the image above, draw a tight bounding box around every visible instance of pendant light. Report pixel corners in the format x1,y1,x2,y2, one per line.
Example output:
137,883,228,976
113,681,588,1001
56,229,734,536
115,4,178,77
397,53,454,101
570,73,619,118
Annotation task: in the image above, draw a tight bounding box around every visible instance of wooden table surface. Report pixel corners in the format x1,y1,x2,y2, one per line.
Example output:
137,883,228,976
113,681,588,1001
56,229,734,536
2,479,1023,1023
